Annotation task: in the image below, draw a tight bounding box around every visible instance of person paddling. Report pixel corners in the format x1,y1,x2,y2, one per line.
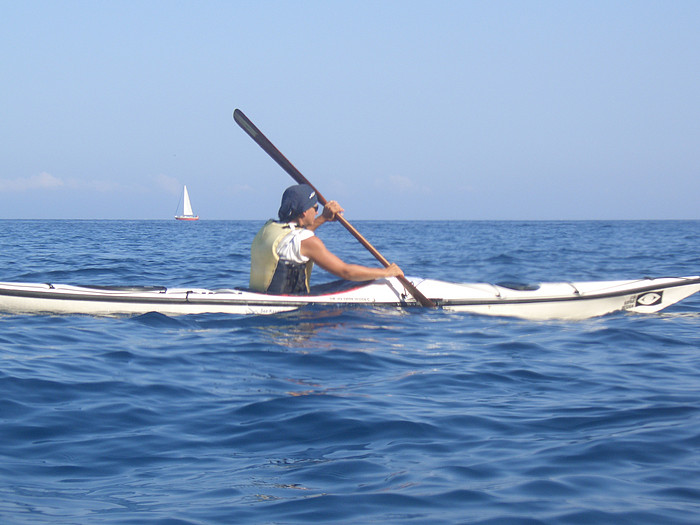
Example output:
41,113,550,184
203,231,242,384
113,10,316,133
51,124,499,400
250,184,404,294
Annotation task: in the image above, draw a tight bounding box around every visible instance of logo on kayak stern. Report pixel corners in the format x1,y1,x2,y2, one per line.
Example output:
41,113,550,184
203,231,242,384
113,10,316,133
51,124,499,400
635,291,663,307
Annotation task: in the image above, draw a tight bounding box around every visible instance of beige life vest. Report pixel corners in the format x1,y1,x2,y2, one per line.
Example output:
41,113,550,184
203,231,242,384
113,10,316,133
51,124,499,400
250,220,313,294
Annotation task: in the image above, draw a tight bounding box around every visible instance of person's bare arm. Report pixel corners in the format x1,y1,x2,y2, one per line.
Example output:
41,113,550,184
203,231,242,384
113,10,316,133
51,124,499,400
300,236,403,281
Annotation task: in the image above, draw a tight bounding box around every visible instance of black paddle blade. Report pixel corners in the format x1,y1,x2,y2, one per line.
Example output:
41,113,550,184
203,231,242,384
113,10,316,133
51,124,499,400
233,109,323,199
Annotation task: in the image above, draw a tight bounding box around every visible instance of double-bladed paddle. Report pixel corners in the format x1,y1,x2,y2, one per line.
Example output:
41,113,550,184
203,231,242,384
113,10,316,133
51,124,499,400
233,109,435,307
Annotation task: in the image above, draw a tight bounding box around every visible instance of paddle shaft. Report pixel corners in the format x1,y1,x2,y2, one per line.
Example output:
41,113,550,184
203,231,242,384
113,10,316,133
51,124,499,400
233,109,435,307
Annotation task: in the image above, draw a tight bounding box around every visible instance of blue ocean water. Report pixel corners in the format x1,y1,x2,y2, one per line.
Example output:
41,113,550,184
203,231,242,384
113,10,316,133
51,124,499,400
1,219,699,524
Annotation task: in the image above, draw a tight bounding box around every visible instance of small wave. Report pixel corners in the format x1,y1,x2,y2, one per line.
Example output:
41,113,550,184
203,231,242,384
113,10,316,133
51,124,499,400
130,311,194,328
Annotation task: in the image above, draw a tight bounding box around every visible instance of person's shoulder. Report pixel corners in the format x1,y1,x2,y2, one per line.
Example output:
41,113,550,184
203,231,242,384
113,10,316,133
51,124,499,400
281,227,314,246
299,233,327,260
300,232,323,248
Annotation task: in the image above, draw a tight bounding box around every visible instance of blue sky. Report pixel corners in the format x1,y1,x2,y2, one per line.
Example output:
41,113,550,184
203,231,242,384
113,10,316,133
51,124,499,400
2,0,699,220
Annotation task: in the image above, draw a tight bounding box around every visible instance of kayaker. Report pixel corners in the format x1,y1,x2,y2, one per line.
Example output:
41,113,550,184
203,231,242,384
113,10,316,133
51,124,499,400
250,183,404,294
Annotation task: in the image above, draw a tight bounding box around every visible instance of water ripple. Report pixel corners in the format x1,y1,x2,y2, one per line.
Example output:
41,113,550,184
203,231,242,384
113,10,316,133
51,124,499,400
1,220,699,524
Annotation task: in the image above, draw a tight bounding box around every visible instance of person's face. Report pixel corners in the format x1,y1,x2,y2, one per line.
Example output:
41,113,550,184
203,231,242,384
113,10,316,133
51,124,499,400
299,204,318,227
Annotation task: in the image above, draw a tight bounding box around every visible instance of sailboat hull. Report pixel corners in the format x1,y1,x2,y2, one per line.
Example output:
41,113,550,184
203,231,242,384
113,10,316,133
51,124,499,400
175,216,199,221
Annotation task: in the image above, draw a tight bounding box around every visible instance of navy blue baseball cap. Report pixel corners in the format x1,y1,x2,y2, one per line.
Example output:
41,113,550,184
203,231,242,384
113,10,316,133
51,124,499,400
278,184,318,222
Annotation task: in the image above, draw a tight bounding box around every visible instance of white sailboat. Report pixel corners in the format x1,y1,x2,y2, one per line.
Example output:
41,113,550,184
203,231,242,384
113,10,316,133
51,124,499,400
175,185,199,221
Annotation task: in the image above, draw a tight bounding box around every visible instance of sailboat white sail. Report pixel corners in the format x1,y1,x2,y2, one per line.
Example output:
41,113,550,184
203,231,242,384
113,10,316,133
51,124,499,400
175,185,199,221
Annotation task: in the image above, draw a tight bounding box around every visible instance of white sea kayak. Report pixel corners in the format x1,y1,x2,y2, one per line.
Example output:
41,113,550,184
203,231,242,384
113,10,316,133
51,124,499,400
0,276,699,320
